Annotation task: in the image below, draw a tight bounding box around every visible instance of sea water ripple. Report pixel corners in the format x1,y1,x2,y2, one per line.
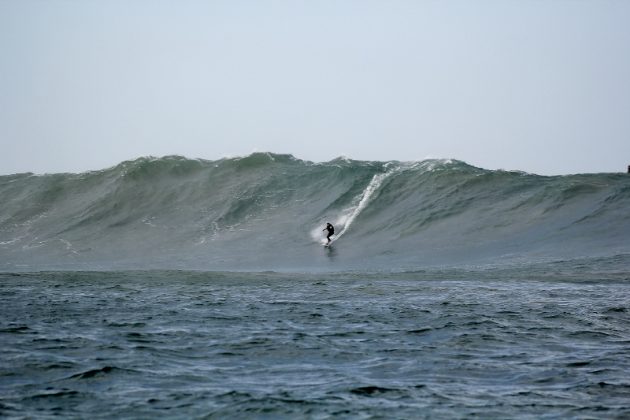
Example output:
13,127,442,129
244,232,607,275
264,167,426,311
1,270,629,418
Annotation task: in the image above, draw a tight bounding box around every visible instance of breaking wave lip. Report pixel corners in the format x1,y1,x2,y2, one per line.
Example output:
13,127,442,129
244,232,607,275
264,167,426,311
1,152,629,271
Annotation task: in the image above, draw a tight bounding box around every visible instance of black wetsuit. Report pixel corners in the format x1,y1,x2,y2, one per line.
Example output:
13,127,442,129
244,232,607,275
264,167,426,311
325,224,334,242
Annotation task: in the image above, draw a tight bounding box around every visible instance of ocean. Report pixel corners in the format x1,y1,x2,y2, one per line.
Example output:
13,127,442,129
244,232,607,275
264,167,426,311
1,153,629,418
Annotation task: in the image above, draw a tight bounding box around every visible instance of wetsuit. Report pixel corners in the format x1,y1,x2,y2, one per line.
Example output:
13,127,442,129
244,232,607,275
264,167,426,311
324,224,334,243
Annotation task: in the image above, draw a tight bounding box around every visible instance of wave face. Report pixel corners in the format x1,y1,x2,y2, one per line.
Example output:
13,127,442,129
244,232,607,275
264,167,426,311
1,153,629,270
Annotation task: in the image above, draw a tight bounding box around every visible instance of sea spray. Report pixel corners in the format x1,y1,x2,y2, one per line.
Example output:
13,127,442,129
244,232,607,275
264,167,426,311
330,170,396,242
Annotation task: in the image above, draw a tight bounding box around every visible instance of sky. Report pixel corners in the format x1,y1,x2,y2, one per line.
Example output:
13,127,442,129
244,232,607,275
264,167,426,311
1,0,629,175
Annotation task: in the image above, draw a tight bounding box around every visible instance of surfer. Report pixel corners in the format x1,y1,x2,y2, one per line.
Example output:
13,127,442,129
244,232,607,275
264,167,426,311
323,223,335,244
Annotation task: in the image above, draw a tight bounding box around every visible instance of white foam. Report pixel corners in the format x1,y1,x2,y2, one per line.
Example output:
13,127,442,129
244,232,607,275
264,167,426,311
333,171,392,241
312,169,396,244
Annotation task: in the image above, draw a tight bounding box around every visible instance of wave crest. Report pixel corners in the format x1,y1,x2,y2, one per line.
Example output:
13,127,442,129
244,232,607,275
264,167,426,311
1,153,629,270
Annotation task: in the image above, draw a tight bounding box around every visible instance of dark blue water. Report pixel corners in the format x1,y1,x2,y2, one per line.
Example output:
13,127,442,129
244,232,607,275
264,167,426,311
2,265,630,418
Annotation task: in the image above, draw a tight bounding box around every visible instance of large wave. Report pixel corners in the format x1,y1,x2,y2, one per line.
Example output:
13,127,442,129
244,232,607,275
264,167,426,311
1,153,629,271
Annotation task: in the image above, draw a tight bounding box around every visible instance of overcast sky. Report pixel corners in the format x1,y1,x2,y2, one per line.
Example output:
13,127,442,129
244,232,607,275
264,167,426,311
1,0,629,175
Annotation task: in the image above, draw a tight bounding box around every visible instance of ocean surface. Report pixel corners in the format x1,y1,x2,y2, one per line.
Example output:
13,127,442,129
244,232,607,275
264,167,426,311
1,153,630,418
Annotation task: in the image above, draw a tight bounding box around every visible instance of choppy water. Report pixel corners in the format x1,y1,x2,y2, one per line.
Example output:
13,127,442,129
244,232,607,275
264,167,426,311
2,154,630,417
2,266,630,418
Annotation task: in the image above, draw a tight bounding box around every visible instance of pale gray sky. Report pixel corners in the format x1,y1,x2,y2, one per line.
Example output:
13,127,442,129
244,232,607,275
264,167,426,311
1,0,629,175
